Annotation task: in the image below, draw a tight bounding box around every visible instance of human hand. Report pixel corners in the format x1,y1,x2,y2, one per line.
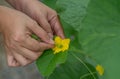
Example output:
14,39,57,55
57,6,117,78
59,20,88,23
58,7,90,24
0,6,54,67
6,0,65,38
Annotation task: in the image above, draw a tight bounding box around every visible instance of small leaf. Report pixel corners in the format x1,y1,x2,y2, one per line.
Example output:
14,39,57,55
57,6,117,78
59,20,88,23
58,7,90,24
31,34,40,40
36,49,68,76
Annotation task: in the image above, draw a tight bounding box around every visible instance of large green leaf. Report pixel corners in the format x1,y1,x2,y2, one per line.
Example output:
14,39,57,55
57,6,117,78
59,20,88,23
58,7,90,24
55,0,90,30
79,0,120,79
36,0,120,79
36,20,81,77
48,52,98,79
37,0,98,78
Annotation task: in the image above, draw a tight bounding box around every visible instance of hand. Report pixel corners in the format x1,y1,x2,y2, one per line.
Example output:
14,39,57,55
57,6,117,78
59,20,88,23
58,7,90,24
6,0,65,38
0,6,54,67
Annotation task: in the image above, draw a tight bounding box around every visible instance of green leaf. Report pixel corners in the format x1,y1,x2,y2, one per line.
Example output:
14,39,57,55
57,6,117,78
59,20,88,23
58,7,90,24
78,0,120,79
42,0,57,9
55,0,90,30
31,34,40,40
60,20,81,49
48,52,98,79
36,49,68,76
37,0,120,79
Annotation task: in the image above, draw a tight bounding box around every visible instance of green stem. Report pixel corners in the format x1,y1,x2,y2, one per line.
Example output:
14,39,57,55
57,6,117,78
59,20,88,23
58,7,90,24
80,72,97,79
31,34,40,41
69,46,85,54
71,52,96,79
69,46,98,65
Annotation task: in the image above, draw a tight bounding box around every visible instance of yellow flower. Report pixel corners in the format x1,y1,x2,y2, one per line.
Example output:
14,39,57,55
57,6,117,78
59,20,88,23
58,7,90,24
52,36,70,54
96,64,104,76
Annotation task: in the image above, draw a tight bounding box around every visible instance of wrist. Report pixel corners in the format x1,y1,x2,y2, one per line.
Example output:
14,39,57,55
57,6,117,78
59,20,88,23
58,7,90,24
0,6,14,33
0,6,7,33
0,6,5,32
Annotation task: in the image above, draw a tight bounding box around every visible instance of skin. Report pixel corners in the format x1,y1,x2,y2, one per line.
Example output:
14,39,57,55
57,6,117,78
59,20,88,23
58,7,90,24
0,0,65,67
0,6,54,67
6,0,65,38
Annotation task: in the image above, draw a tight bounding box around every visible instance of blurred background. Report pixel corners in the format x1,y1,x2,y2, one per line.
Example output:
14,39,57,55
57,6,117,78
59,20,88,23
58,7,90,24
0,0,42,79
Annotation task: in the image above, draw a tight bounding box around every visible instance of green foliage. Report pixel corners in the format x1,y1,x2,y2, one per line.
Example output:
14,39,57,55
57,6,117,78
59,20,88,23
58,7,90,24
36,49,68,76
48,52,98,79
31,34,40,40
36,0,120,79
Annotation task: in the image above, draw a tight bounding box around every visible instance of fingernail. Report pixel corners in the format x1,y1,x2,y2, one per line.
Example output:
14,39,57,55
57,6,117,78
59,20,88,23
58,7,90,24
49,38,54,44
59,33,65,39
48,33,53,39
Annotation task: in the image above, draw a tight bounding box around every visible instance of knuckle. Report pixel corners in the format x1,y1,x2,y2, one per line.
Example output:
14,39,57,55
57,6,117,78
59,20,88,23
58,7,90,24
52,10,57,15
43,23,49,28
32,21,38,26
45,28,52,34
9,43,15,49
32,54,39,60
49,10,57,19
42,31,48,38
7,41,16,50
49,11,58,25
13,34,25,43
51,11,57,19
29,20,38,28
30,20,38,27
8,62,14,67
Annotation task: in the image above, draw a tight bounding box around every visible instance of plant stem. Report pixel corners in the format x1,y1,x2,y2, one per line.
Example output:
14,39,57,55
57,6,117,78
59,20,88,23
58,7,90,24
71,52,97,79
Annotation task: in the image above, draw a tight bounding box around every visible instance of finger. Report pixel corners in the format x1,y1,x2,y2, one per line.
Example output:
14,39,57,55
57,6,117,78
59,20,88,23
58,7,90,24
21,36,42,51
36,42,54,52
12,52,31,66
21,36,54,51
28,21,54,44
50,15,65,38
17,47,42,60
7,53,20,67
5,47,20,67
37,17,53,38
